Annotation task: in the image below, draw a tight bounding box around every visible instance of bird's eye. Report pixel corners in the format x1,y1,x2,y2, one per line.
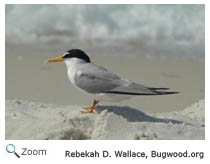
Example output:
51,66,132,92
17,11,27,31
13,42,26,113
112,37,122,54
62,52,70,58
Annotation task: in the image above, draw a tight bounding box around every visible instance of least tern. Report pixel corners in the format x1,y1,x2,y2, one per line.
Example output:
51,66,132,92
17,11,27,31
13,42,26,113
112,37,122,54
47,49,178,113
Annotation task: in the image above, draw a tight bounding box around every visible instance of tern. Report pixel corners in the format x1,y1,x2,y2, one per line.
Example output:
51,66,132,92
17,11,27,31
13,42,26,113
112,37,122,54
47,49,178,113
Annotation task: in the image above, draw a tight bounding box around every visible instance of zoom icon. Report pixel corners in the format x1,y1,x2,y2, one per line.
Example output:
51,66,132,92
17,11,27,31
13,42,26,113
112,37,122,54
6,144,20,158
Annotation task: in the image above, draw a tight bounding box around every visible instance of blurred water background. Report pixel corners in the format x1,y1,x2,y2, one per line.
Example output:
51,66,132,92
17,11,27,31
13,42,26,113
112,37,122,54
5,4,205,59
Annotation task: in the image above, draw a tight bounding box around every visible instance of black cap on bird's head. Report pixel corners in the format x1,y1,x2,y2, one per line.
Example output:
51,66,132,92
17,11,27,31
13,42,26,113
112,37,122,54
63,49,91,63
47,49,91,63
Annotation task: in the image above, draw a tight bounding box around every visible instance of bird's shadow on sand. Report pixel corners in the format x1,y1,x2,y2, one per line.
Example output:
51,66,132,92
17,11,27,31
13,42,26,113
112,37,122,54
95,105,183,124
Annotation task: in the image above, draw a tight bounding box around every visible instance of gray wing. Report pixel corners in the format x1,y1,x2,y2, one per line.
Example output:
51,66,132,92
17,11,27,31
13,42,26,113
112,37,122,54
103,83,178,95
74,63,123,93
75,63,178,95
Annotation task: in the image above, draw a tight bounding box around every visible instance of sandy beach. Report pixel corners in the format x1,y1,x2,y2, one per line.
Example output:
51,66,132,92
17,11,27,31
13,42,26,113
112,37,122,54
5,50,204,113
5,50,205,140
5,99,204,140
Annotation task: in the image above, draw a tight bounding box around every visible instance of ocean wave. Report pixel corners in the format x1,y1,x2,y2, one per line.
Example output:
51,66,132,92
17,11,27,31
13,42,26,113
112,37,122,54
5,4,204,58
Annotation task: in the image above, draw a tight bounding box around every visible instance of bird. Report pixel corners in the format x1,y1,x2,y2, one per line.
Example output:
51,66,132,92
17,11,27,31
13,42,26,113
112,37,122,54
47,49,178,114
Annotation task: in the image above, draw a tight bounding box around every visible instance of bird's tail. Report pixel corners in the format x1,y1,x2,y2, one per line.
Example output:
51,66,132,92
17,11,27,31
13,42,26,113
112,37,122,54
155,91,179,95
102,83,179,96
148,87,170,90
102,90,179,95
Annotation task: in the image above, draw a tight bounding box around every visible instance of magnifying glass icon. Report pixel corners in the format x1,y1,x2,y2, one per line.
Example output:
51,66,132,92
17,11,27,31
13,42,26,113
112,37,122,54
6,144,20,158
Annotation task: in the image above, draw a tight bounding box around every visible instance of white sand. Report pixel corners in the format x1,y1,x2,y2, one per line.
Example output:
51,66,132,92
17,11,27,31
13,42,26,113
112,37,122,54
5,99,204,140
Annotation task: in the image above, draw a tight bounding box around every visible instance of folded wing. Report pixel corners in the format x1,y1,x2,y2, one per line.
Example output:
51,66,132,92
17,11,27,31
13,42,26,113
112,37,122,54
75,63,178,95
102,83,179,95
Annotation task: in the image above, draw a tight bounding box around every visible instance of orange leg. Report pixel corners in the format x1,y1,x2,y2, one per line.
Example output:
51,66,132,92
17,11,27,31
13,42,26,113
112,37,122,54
81,100,99,114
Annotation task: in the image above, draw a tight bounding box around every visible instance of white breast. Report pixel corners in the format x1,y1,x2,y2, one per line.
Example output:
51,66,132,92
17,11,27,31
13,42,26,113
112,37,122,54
64,58,86,87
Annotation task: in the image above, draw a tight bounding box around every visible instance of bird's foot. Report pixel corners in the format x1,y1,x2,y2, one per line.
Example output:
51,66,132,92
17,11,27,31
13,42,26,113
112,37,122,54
81,100,99,114
81,108,96,114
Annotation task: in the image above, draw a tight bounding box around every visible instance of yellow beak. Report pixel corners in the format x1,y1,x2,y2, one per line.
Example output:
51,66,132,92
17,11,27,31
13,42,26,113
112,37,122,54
46,56,64,63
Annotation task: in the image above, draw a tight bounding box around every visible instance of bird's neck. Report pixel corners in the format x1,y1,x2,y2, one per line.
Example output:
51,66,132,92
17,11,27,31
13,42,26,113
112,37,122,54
64,58,87,85
64,58,87,72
